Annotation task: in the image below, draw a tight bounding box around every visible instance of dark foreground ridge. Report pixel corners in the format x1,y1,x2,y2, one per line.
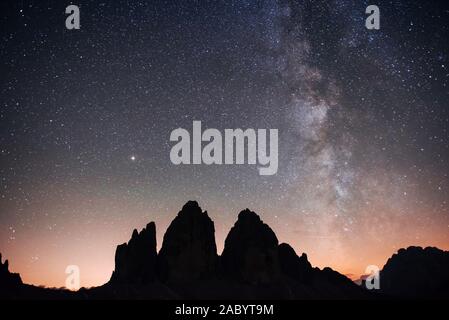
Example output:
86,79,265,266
1,201,448,299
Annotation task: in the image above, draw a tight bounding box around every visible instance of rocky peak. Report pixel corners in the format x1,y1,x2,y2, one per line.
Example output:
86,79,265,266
0,253,22,289
221,209,280,285
158,201,217,283
278,243,313,284
110,222,157,284
380,246,449,298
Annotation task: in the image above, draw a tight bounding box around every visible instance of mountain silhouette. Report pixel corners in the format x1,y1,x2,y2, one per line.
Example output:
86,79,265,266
0,201,448,299
157,201,218,284
110,222,157,284
0,253,22,299
221,209,281,285
379,246,449,299
278,243,312,284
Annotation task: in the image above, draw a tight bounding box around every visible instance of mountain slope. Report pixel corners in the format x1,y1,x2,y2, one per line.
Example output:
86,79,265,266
380,246,449,299
1,201,448,300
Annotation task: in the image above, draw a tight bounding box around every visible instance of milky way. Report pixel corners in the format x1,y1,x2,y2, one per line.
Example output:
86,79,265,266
1,0,448,287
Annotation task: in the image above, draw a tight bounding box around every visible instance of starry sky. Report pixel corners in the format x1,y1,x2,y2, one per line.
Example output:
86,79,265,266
1,0,448,288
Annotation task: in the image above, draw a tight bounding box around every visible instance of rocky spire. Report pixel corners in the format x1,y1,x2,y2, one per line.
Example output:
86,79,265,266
221,209,281,285
110,222,157,284
278,243,313,284
158,201,217,284
0,253,22,289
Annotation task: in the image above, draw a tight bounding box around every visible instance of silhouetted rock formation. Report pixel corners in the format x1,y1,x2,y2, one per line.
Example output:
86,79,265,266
158,201,218,284
380,246,449,298
278,243,312,284
3,201,449,300
110,222,157,284
221,209,281,285
0,253,22,287
0,253,23,299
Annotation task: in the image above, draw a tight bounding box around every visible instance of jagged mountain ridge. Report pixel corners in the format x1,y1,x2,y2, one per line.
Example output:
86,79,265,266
1,201,448,299
105,201,368,299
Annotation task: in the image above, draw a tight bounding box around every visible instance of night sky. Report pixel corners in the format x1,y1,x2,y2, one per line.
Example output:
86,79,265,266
1,0,448,288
